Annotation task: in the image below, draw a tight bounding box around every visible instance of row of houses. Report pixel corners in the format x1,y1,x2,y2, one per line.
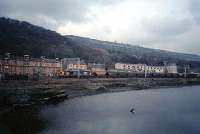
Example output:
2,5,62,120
61,58,178,76
0,57,107,79
0,56,178,79
114,63,177,74
61,58,106,77
0,57,61,79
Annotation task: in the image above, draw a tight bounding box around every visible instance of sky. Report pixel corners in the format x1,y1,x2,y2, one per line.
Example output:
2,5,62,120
0,0,200,55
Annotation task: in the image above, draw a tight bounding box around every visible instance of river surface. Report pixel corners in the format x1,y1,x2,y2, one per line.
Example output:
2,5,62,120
1,86,200,134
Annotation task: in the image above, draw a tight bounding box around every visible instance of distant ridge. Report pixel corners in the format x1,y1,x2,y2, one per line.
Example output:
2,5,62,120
0,17,200,72
67,35,200,60
65,35,200,55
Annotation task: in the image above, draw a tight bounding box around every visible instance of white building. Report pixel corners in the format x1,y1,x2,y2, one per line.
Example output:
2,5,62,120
61,58,90,77
115,63,146,73
115,63,165,74
146,66,165,73
61,58,88,71
166,63,178,74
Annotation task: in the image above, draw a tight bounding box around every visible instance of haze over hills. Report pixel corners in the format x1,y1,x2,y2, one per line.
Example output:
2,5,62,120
0,17,200,72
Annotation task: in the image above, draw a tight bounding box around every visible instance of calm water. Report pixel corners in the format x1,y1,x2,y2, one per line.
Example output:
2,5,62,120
39,86,200,134
1,86,200,134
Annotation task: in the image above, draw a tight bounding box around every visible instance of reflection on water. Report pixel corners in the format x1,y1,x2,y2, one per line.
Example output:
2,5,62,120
0,107,47,134
1,86,200,134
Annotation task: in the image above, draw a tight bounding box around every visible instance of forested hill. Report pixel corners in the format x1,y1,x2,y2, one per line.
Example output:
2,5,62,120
0,17,200,72
66,35,200,63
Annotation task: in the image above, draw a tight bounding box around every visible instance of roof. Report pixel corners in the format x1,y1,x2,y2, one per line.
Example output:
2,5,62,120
0,57,60,63
115,62,146,66
62,58,86,65
88,63,105,68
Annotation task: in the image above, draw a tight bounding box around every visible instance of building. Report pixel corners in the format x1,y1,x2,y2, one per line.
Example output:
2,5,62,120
115,63,165,74
166,63,178,74
146,66,165,73
61,58,87,70
0,57,61,79
61,58,90,77
115,63,145,72
115,63,146,73
88,63,106,76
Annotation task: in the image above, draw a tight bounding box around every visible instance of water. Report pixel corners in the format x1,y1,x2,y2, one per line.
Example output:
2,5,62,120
1,86,200,134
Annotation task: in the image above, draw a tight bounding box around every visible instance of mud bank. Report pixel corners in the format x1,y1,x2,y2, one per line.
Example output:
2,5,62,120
0,78,200,111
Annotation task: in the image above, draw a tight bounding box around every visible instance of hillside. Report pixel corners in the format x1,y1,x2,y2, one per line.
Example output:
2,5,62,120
0,17,78,58
66,35,200,72
67,35,200,62
0,17,200,72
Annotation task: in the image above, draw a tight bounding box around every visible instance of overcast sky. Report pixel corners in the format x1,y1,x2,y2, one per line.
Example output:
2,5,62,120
0,0,200,55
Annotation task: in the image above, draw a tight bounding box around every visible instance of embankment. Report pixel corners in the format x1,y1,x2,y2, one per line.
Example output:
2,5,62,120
0,78,200,110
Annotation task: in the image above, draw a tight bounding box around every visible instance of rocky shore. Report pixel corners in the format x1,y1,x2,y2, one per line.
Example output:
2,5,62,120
0,78,200,113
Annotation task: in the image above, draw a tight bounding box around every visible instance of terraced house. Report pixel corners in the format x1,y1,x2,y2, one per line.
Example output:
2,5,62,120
115,63,177,74
0,56,61,79
61,58,90,77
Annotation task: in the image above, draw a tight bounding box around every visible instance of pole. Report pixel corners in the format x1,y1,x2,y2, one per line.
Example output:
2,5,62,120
78,58,80,79
144,65,147,79
184,65,187,78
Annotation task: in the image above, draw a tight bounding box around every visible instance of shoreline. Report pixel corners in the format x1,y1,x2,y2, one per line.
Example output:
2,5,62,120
0,84,197,115
66,84,199,100
0,78,200,114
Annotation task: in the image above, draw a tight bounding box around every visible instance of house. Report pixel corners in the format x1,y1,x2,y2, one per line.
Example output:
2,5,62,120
88,63,106,76
115,63,146,73
166,63,178,74
61,58,87,70
146,66,165,73
115,63,165,74
0,57,61,79
61,58,90,77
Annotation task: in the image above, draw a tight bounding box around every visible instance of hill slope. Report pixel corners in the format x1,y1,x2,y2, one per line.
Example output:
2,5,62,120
67,35,200,62
0,17,200,72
